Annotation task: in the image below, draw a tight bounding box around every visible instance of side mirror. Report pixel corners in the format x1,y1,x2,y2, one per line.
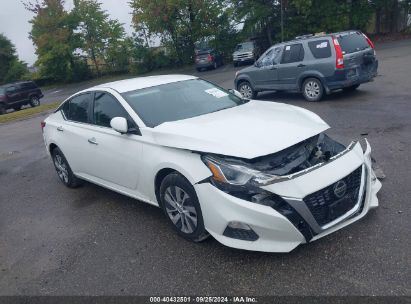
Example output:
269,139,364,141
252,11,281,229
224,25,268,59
228,89,243,99
110,117,128,134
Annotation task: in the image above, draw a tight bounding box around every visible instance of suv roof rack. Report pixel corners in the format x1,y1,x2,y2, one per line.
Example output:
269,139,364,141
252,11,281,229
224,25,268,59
295,34,314,40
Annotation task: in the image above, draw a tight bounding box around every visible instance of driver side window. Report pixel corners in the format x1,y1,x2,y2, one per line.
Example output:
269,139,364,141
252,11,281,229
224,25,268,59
260,47,282,67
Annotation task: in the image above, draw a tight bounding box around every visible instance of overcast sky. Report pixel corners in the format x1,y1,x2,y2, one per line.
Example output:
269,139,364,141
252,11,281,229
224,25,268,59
0,0,134,65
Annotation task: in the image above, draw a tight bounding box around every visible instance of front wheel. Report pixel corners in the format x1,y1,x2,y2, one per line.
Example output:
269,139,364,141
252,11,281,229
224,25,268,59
30,96,40,107
302,78,324,102
238,81,257,99
52,147,83,188
160,172,209,242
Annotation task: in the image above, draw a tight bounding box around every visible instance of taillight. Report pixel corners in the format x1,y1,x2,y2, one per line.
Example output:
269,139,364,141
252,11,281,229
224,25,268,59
41,121,46,132
207,54,214,62
362,33,375,49
195,56,200,63
332,37,344,69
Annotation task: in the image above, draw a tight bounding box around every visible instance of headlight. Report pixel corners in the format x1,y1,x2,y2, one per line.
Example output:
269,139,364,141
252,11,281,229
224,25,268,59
202,155,279,186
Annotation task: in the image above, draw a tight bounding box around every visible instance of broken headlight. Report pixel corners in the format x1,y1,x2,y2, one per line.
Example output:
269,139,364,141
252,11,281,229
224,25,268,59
202,155,280,187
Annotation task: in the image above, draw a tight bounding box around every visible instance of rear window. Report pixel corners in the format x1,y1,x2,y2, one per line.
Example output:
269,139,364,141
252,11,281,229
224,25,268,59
337,32,369,54
308,40,331,59
281,43,304,64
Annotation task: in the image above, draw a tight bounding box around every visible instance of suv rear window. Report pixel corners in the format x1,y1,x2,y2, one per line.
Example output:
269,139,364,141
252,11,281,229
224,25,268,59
337,32,369,54
308,40,331,59
281,44,304,64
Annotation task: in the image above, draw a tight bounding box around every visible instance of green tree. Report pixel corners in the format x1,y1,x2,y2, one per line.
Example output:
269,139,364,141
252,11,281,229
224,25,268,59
73,0,129,75
130,0,228,64
0,34,18,83
0,34,28,84
24,0,82,82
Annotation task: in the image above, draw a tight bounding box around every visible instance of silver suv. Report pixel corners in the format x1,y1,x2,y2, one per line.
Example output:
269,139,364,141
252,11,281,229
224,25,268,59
233,41,260,67
234,31,378,101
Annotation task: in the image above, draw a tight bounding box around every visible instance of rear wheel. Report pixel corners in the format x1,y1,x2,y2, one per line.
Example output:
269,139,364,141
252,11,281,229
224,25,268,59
13,106,22,111
160,172,209,242
0,104,6,115
30,96,40,107
51,147,83,188
238,81,257,99
302,78,324,102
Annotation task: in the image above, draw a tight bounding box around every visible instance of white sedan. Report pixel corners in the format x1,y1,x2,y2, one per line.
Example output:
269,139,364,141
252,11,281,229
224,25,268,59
42,75,382,252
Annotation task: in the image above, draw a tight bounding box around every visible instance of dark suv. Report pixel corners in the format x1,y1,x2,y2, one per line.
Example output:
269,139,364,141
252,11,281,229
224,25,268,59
195,48,224,71
234,31,378,101
0,81,43,114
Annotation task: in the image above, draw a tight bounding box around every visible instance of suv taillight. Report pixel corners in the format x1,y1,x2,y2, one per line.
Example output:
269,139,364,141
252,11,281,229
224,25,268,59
195,56,200,63
332,37,344,69
362,33,375,49
207,54,214,62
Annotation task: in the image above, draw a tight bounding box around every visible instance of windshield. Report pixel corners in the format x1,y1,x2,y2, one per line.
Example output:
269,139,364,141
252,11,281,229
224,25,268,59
235,42,254,51
121,79,245,127
337,32,369,54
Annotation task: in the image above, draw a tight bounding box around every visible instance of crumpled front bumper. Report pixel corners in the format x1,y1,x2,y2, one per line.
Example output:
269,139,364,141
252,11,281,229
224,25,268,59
194,140,381,252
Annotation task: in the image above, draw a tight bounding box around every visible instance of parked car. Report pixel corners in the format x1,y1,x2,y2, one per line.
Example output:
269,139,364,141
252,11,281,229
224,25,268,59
233,41,260,66
195,49,224,71
234,31,378,101
0,81,43,114
42,75,381,252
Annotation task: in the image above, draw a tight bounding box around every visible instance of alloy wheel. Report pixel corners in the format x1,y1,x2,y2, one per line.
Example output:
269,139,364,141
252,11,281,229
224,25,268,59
305,81,320,99
31,97,40,107
239,83,253,99
164,186,198,234
54,153,69,184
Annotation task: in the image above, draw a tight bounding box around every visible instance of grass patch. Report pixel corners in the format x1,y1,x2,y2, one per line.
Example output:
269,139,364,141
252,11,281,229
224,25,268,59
0,101,61,124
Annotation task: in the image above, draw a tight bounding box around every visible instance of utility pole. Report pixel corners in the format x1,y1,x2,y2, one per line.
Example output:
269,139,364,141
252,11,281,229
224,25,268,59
280,0,284,42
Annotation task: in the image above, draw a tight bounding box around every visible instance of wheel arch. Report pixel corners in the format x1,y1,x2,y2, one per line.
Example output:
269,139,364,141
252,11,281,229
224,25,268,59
154,168,177,206
235,75,255,90
298,72,328,93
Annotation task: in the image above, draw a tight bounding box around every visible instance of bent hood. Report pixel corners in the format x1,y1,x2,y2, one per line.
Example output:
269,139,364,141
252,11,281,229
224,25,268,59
150,100,329,159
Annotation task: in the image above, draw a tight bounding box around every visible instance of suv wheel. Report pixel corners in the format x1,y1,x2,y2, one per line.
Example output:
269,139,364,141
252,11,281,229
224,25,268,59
160,172,209,242
30,96,40,107
52,147,83,188
0,104,5,115
302,78,324,102
238,81,257,99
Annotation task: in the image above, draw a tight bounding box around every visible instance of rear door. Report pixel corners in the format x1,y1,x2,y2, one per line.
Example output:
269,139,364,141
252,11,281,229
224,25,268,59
337,32,377,77
5,86,21,105
277,43,306,89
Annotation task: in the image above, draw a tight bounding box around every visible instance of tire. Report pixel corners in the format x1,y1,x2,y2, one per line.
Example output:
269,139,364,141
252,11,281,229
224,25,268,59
0,104,6,115
13,106,22,111
343,84,360,92
51,147,83,188
159,172,209,242
238,81,257,99
29,96,40,107
302,78,324,102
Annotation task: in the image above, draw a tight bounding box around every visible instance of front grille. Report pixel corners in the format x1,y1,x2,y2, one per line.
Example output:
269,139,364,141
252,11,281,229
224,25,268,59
303,166,363,227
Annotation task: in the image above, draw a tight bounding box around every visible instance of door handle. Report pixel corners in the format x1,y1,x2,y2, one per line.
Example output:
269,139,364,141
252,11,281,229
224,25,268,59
88,137,98,145
57,126,64,132
297,64,306,68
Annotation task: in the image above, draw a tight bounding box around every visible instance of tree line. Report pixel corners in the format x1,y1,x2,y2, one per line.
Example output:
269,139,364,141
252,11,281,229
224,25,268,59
0,0,410,85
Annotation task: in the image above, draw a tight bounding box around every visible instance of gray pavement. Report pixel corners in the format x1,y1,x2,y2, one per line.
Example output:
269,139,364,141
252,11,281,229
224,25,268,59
0,40,410,296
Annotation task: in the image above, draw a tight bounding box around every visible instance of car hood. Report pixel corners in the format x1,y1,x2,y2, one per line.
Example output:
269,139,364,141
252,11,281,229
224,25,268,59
149,100,330,159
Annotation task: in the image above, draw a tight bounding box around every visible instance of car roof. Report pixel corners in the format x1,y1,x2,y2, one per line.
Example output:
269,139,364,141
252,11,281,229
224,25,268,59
0,81,34,88
92,74,198,93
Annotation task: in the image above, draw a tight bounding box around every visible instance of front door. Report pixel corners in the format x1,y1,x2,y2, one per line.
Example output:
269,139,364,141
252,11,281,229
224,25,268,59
81,91,143,191
253,46,283,90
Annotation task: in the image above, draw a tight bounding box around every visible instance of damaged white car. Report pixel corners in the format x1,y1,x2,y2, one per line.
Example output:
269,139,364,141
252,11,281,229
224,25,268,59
42,75,382,252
